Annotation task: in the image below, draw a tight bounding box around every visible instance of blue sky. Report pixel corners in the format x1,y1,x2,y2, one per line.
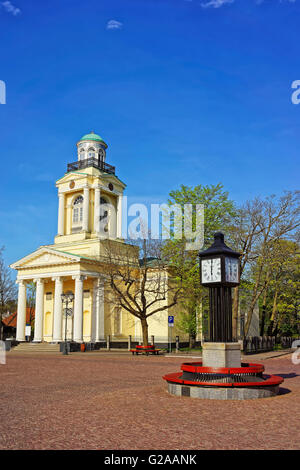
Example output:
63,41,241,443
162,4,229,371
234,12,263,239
0,0,300,265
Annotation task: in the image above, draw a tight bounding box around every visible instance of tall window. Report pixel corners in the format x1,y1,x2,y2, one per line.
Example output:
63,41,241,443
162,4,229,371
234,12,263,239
100,196,109,233
73,195,83,230
88,147,95,159
79,149,85,161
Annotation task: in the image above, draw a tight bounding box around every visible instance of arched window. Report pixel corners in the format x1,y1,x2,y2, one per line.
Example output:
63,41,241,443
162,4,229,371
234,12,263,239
73,195,83,226
98,147,105,162
100,196,109,232
88,147,95,159
79,149,85,161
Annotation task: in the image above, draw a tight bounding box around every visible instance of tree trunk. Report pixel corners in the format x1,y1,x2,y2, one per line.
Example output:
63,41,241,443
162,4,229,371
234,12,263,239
0,307,3,341
244,263,266,337
189,333,196,349
141,317,149,346
267,289,278,336
260,286,269,337
232,287,239,340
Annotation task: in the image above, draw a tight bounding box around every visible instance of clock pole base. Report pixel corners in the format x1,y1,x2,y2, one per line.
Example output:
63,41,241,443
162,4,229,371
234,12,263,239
202,342,241,368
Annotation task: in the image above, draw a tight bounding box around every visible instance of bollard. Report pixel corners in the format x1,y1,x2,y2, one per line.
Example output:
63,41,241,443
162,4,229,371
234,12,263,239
176,336,179,353
128,335,132,351
151,335,155,347
107,335,110,351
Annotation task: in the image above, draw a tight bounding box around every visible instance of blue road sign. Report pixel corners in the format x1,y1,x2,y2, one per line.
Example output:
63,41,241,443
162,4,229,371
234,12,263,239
168,315,174,325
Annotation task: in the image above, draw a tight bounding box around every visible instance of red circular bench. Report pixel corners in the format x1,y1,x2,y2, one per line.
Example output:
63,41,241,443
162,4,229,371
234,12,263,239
163,361,283,388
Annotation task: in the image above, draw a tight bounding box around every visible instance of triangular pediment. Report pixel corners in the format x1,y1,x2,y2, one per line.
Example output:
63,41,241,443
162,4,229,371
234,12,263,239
56,172,86,185
100,172,126,189
10,247,81,270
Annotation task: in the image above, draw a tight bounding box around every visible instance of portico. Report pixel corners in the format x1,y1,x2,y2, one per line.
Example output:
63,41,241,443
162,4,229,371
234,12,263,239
13,247,107,343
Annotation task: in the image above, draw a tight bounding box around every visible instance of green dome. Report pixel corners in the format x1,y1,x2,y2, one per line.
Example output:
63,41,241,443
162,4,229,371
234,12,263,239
79,132,105,143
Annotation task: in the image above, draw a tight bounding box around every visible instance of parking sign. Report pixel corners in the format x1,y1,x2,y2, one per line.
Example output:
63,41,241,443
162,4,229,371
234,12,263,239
168,316,174,327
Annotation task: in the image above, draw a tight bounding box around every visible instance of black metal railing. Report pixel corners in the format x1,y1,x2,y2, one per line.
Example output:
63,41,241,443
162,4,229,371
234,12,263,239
67,157,115,175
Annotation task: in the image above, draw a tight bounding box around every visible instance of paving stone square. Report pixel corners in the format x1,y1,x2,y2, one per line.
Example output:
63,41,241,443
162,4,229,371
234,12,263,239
0,352,299,450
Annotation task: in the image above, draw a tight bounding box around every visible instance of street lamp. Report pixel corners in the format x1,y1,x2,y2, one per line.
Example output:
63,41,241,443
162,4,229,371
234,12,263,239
61,291,74,355
198,232,241,342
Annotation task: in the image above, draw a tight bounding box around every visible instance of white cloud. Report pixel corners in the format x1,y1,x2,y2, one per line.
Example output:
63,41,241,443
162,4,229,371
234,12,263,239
200,0,297,6
1,1,21,16
106,19,123,30
201,0,234,7
258,0,297,3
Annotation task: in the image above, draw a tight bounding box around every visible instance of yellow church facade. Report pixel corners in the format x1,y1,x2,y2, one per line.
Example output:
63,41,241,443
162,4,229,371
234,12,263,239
11,132,184,346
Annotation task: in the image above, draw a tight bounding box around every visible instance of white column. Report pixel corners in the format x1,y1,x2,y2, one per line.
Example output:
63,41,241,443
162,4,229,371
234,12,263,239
91,279,98,342
99,279,105,340
52,277,63,342
57,192,65,236
33,279,44,342
117,194,123,239
16,281,27,342
94,187,100,235
83,186,89,232
73,275,84,343
92,278,105,342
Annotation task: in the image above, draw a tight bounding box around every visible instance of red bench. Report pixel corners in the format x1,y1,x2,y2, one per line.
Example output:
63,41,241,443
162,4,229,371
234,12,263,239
130,345,161,356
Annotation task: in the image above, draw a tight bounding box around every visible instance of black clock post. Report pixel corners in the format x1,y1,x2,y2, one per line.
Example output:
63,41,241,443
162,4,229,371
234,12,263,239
163,231,284,399
198,232,241,342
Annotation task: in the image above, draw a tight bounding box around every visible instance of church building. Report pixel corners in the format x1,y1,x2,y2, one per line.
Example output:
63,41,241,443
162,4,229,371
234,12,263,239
11,133,181,346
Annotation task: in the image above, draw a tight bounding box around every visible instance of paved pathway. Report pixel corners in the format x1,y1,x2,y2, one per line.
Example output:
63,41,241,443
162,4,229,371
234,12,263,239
0,352,299,449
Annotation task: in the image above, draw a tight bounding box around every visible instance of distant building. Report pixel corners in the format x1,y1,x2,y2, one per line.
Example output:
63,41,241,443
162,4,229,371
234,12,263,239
2,308,35,340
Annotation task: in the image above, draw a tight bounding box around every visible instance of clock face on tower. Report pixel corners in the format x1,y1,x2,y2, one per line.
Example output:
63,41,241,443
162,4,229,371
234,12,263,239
225,257,239,283
201,258,221,284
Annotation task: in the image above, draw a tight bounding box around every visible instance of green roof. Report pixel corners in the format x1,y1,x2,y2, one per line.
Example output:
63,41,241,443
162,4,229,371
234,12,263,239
79,132,105,143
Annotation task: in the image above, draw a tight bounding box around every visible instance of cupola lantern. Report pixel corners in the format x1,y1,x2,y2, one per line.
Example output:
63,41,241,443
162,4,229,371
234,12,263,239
76,131,108,163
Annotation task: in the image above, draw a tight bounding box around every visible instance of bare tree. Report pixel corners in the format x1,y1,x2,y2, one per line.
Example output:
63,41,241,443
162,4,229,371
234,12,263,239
231,191,300,337
26,281,36,332
100,236,183,346
0,247,17,340
228,197,265,337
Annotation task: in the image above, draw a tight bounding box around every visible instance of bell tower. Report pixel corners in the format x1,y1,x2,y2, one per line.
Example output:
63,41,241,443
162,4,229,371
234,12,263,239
54,132,126,251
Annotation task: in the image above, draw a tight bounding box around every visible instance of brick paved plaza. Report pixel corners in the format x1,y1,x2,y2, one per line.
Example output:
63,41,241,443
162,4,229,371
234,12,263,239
0,352,299,450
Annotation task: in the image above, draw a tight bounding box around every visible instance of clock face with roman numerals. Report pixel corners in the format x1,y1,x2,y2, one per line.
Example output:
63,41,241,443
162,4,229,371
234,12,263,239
225,257,239,283
201,258,221,284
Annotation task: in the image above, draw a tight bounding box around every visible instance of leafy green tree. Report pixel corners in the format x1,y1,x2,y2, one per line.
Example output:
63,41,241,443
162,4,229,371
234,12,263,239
164,183,237,347
264,241,300,336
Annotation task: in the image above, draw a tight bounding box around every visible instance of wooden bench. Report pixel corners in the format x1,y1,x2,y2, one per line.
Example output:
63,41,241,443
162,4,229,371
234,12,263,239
130,345,161,356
